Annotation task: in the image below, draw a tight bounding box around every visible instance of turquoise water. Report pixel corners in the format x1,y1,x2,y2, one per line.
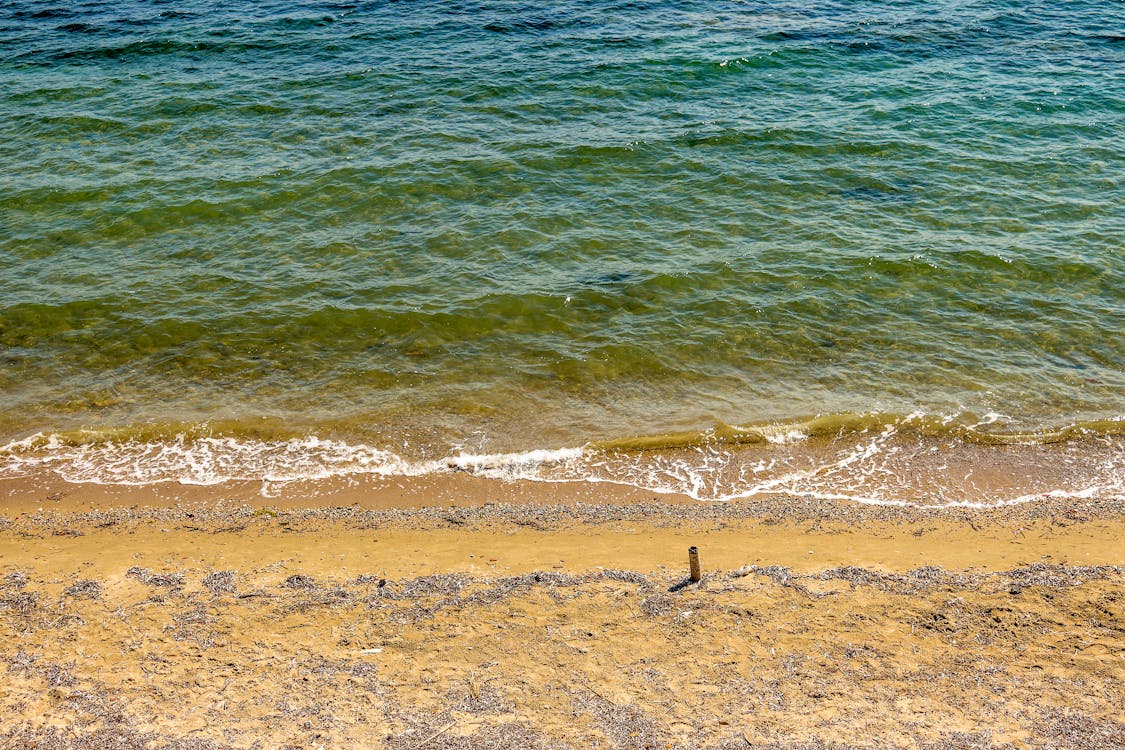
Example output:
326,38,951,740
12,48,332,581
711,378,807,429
1,0,1123,501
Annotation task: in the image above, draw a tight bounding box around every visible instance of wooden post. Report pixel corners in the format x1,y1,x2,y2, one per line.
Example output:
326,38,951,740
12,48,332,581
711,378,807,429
688,546,701,582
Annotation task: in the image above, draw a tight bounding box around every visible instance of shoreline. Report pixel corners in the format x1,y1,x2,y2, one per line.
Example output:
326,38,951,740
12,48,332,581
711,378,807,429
3,487,1123,748
3,420,1122,508
3,454,1123,519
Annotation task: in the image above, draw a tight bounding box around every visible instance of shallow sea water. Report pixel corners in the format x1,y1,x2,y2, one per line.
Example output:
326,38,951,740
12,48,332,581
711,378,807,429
1,0,1122,502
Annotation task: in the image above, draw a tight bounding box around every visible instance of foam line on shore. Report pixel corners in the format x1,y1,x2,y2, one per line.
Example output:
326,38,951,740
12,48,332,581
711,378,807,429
2,415,1122,508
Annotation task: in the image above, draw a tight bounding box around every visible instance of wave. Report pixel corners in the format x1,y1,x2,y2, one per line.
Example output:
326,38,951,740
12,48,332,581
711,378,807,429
1,413,1121,507
14,37,290,65
591,412,1125,450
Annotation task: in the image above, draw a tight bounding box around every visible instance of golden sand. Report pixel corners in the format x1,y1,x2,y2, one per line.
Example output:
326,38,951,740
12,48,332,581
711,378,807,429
1,478,1122,749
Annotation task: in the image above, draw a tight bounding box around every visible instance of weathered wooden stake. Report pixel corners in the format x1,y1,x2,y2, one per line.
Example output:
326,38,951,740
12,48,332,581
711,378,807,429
688,546,701,582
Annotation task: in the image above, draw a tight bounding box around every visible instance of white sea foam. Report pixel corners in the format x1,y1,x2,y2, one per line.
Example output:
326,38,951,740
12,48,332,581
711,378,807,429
761,428,808,445
0,434,410,486
440,446,587,477
1,427,1121,508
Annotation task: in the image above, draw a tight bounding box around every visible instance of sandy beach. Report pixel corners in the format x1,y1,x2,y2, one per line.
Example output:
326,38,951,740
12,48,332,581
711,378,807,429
1,478,1122,749
5,0,1124,747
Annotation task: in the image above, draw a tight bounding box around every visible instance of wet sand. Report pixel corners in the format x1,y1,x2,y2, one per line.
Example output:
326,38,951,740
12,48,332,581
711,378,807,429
1,478,1123,749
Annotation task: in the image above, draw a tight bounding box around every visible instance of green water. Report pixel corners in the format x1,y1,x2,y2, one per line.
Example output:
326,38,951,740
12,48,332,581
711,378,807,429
1,0,1122,498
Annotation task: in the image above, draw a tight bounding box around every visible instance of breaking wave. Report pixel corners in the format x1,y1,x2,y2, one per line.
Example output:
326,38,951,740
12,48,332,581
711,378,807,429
1,413,1122,508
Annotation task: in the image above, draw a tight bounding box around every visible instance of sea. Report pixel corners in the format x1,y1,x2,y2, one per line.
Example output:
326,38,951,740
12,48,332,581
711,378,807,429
1,0,1122,506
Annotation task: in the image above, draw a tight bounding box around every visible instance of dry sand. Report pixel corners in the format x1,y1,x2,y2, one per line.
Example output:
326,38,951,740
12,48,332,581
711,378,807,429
1,478,1122,749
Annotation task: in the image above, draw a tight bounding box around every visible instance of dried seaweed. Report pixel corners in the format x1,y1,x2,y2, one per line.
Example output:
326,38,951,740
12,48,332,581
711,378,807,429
63,580,102,600
283,574,316,589
126,567,185,589
201,570,237,595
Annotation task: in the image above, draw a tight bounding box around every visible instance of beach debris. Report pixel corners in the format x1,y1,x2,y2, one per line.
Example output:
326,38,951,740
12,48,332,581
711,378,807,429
6,650,38,677
202,570,237,595
600,569,646,584
125,567,184,589
567,687,663,749
3,571,29,591
0,591,36,615
62,580,102,600
1007,562,1121,588
640,593,673,617
411,721,455,749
